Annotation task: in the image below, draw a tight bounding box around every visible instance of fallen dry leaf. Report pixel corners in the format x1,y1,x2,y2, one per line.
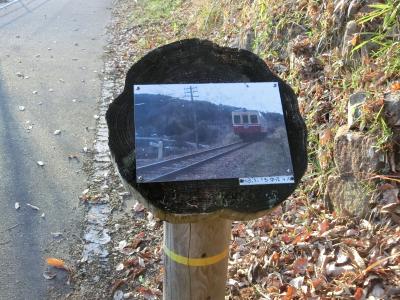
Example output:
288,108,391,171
311,277,325,289
391,82,400,91
363,252,400,274
354,287,364,300
284,285,296,300
110,279,127,296
292,257,308,275
46,257,66,269
319,128,332,146
319,219,330,235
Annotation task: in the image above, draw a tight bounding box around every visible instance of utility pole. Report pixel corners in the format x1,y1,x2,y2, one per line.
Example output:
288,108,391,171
184,86,199,150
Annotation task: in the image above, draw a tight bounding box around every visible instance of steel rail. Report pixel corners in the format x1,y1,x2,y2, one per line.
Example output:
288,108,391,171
147,142,252,182
137,141,245,171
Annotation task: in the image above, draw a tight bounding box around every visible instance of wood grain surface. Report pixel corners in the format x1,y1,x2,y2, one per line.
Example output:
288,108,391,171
163,218,231,300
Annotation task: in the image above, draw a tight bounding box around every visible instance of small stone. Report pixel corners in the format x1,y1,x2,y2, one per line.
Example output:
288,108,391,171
48,88,54,92
32,91,38,95
113,290,124,300
115,263,124,271
348,92,366,129
37,161,45,166
123,292,133,299
93,115,100,120
138,257,145,268
53,130,61,135
72,99,77,103
18,106,25,111
15,202,20,210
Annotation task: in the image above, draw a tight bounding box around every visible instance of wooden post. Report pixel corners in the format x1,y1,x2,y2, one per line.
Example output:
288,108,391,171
163,218,232,300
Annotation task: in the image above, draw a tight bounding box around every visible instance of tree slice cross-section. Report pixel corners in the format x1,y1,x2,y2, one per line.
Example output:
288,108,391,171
106,39,307,223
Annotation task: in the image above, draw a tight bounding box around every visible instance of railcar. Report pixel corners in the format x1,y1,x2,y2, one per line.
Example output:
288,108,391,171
232,109,268,140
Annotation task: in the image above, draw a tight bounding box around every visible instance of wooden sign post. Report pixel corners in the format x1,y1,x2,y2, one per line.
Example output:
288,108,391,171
164,219,231,299
106,39,307,300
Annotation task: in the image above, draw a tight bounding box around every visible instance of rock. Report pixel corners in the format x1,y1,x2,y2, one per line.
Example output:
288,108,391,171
384,91,400,128
381,188,399,205
242,28,255,51
341,20,358,58
348,92,366,129
347,0,363,19
324,175,375,217
334,125,386,179
229,28,255,51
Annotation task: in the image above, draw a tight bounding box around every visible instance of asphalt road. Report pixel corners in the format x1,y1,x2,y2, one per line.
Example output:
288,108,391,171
0,0,111,298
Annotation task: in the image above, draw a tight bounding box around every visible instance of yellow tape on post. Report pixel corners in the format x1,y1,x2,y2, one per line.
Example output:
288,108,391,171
164,245,229,267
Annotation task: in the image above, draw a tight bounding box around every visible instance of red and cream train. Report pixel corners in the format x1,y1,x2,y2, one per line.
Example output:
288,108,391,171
232,109,268,140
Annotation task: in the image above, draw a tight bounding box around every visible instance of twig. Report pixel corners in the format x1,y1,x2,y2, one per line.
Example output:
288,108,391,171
369,174,400,183
27,203,40,210
6,223,20,231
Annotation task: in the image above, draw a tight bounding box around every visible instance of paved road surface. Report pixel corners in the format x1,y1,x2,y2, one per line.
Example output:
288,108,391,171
0,0,111,298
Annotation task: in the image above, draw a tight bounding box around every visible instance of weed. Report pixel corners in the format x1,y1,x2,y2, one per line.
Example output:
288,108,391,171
352,0,400,77
130,0,183,25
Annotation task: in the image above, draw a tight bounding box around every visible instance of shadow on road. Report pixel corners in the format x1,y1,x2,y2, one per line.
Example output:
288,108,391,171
0,68,47,300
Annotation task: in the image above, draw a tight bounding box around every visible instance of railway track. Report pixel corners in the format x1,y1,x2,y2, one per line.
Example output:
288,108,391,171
136,141,252,182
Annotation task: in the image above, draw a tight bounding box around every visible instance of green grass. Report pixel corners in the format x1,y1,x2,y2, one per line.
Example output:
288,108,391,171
131,0,183,25
352,0,400,76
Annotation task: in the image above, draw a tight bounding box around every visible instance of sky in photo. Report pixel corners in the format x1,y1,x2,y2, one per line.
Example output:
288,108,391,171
134,82,284,114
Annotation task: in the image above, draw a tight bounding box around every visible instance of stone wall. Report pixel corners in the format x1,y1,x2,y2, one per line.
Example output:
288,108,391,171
325,92,400,217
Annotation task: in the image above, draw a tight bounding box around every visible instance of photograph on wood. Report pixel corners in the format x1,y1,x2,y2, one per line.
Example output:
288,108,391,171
133,82,294,184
